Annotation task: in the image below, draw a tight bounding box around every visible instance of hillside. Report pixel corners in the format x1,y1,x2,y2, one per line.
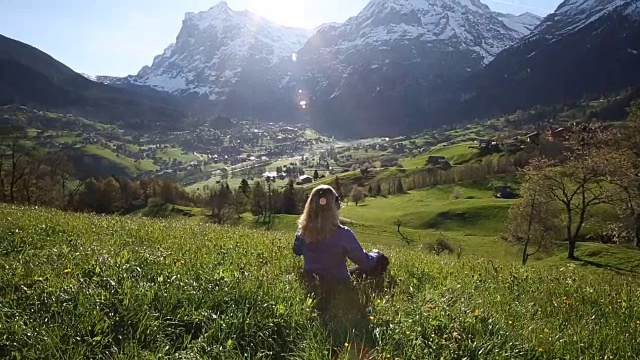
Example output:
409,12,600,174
455,0,640,123
2,205,639,359
0,34,189,131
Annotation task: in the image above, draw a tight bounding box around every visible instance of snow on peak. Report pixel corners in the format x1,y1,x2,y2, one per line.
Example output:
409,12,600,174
80,73,97,81
326,0,521,65
530,0,639,41
312,22,342,34
128,2,313,99
494,11,543,36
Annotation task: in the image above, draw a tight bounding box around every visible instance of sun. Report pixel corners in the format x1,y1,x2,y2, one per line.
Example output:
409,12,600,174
247,0,309,28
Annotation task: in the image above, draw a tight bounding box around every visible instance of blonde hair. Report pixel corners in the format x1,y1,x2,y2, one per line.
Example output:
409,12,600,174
298,184,341,243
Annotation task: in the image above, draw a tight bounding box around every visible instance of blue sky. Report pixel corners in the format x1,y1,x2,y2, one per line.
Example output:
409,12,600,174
0,0,562,77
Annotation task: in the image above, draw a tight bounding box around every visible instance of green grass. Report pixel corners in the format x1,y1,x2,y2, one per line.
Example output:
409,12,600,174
129,204,208,220
81,145,159,175
2,204,640,359
155,148,199,163
336,184,518,260
401,142,479,168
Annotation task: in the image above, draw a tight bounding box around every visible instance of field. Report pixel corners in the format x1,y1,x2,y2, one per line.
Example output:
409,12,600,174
401,142,479,169
81,144,159,174
1,205,639,359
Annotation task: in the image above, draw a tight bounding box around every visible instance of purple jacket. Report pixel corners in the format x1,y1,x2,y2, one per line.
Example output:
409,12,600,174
293,225,377,282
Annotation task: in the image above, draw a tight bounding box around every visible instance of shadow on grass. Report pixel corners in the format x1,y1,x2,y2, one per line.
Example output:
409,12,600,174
299,271,397,359
572,257,640,275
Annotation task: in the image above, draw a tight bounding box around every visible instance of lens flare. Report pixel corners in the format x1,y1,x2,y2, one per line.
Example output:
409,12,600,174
291,52,298,62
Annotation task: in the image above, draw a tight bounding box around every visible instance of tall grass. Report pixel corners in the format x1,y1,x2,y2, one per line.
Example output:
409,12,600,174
1,205,639,359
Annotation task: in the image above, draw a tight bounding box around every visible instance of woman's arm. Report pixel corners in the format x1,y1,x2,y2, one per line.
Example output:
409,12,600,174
292,232,305,256
342,228,377,270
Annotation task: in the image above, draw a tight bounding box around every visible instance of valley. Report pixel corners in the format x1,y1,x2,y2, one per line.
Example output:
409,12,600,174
2,0,640,358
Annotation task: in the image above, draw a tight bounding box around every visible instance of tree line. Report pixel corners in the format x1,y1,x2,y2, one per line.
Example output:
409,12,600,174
505,100,640,263
0,125,310,220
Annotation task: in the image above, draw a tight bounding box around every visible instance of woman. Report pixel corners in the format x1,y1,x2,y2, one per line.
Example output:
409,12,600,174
292,184,385,336
292,184,384,284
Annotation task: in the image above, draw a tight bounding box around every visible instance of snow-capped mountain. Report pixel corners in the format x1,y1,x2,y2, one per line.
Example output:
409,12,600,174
494,12,543,37
528,0,640,41
80,73,97,81
125,1,312,104
292,0,534,137
454,0,640,123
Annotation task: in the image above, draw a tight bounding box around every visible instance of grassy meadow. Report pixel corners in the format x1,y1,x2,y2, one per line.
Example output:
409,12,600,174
1,205,639,359
4,180,640,360
401,142,479,169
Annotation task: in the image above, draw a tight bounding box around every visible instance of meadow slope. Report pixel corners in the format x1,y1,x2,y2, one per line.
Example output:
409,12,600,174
1,205,640,359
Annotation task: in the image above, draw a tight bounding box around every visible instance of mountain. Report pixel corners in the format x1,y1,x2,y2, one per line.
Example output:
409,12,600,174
494,12,543,37
121,1,313,120
0,34,190,131
455,0,640,122
292,0,535,137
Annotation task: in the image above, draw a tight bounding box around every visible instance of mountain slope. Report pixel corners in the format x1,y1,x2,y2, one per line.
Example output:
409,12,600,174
0,34,189,131
119,1,312,121
456,0,640,121
292,0,532,137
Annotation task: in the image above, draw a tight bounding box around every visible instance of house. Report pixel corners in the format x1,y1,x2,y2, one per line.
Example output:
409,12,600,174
437,159,452,171
298,175,314,185
494,186,517,199
546,127,567,141
427,155,446,166
502,139,523,152
476,139,492,148
526,132,541,145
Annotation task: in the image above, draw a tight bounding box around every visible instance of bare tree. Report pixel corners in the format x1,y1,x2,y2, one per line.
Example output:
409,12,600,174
0,127,32,203
521,126,621,259
350,186,365,206
394,219,414,246
504,178,561,265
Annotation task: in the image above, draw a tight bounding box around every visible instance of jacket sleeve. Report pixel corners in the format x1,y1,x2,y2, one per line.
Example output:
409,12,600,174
342,228,377,270
292,230,305,256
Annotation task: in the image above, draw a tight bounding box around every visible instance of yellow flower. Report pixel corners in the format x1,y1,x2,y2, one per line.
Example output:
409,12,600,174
473,309,481,317
369,316,375,321
344,342,349,348
63,269,72,274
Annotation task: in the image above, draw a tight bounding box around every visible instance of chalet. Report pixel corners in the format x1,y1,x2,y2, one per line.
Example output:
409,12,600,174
526,132,541,145
427,155,446,166
425,155,451,170
502,139,523,152
494,186,517,199
476,139,492,148
262,172,278,180
298,175,314,185
438,160,452,171
546,127,567,141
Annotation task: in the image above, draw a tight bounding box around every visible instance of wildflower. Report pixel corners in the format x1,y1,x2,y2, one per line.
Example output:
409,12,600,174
369,316,375,321
473,309,481,317
537,348,544,353
63,268,72,274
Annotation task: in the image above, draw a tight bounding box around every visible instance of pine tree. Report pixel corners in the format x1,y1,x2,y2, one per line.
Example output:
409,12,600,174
239,179,250,196
281,179,298,214
395,178,404,194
